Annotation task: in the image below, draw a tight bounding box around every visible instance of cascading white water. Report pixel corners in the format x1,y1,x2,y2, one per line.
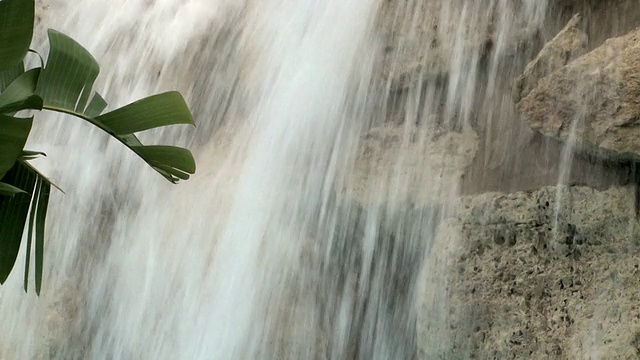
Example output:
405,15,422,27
0,0,555,359
3,0,380,358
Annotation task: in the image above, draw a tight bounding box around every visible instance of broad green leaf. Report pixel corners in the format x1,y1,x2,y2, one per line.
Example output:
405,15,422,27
0,114,33,178
0,182,27,195
36,30,196,183
131,145,196,182
85,93,107,117
0,62,24,91
0,162,36,284
0,95,41,114
0,161,52,290
120,134,193,182
120,133,143,147
0,68,43,113
35,29,99,112
131,145,196,173
96,92,194,135
34,179,50,295
0,0,34,71
0,10,198,293
23,177,40,291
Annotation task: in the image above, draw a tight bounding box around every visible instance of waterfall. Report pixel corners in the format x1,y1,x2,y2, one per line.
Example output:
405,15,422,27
0,0,553,359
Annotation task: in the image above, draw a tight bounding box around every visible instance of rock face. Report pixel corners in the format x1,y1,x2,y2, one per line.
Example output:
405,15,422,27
419,186,640,359
375,2,640,358
517,25,640,161
346,126,479,206
514,14,588,102
378,0,543,90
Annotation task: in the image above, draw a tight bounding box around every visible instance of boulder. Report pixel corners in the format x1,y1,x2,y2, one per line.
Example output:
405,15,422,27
418,185,640,359
517,26,640,161
514,14,588,102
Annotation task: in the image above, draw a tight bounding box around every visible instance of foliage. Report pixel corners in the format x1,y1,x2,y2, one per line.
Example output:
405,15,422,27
0,0,196,294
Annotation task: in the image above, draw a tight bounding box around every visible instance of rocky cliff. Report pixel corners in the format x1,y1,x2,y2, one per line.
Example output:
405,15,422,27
372,0,640,358
421,186,640,358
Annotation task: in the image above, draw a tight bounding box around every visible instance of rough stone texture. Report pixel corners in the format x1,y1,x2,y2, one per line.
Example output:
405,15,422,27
514,14,588,103
377,0,542,90
346,126,479,206
547,0,640,51
517,26,640,162
419,186,640,359
377,0,634,196
385,2,640,359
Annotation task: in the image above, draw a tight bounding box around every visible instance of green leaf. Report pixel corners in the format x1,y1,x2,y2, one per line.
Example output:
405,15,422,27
120,133,143,147
0,11,198,293
36,29,99,113
84,93,107,117
131,145,196,173
34,179,49,295
0,0,34,71
0,62,24,91
0,161,52,290
0,114,33,178
131,145,196,182
0,182,27,196
36,30,196,184
0,162,36,284
23,177,40,291
96,91,194,135
0,68,43,113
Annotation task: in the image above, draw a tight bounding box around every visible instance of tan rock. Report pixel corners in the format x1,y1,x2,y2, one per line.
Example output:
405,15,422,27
419,185,640,359
514,14,588,102
517,26,640,161
345,126,478,206
378,0,540,90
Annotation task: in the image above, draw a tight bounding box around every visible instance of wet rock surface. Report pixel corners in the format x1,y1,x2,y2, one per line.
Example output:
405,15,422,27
517,26,640,162
377,0,634,195
375,1,640,359
377,0,542,91
346,126,478,206
419,186,640,359
514,14,588,103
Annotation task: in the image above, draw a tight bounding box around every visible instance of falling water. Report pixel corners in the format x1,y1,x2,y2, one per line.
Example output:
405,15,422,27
0,0,571,359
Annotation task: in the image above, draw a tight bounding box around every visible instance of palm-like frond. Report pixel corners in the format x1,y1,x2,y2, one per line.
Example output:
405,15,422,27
0,0,196,293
